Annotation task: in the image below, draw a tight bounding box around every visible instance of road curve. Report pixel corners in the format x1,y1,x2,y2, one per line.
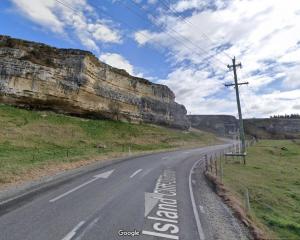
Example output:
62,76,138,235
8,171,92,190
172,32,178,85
0,144,250,240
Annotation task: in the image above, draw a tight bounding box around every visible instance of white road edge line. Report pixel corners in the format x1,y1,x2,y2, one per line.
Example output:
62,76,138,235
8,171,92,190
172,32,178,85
62,221,85,240
130,169,143,178
189,160,205,240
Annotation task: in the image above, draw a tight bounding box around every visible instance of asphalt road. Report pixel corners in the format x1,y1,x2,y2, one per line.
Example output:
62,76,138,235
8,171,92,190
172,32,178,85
0,144,250,240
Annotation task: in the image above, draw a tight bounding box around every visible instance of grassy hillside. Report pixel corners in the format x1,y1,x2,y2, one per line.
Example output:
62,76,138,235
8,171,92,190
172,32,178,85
223,140,300,239
0,104,219,187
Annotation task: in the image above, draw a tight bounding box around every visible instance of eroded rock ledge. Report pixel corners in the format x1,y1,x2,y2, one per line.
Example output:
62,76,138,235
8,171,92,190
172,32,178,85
0,35,189,129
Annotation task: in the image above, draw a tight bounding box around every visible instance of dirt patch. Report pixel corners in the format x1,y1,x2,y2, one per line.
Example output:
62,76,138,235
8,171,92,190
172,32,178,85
205,172,271,240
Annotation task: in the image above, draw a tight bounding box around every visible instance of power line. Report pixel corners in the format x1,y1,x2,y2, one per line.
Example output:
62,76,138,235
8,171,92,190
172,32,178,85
127,0,228,70
239,66,253,118
159,0,233,60
106,0,227,72
225,57,248,156
55,0,227,74
55,0,224,74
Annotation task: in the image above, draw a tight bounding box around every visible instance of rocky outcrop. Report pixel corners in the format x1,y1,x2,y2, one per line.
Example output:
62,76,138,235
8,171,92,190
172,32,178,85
188,114,300,139
188,115,238,136
0,35,189,129
244,118,300,139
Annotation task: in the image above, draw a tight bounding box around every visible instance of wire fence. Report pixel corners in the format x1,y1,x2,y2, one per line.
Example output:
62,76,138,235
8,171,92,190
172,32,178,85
204,138,258,213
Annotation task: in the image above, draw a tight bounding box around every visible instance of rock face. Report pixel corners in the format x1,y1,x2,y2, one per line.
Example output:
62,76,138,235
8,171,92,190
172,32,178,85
244,119,300,139
0,35,189,129
188,114,300,139
188,115,238,136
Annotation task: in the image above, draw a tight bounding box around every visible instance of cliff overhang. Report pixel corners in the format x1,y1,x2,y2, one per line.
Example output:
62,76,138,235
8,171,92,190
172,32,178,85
0,35,189,129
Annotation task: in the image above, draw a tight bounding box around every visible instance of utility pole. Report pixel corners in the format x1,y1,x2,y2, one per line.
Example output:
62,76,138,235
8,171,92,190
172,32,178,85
225,57,248,154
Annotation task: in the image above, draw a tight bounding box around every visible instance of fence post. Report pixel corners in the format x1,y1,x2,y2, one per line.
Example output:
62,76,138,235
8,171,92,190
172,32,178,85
215,159,218,176
245,188,251,212
220,156,223,182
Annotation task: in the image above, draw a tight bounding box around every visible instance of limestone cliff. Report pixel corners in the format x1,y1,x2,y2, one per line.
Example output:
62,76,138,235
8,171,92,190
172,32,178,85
188,114,300,139
0,35,189,129
244,118,300,139
188,115,238,136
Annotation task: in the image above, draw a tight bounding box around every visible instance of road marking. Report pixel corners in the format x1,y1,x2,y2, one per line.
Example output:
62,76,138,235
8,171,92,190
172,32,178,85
143,170,179,239
130,169,143,178
183,151,190,154
147,216,178,223
62,221,85,240
161,156,169,160
75,217,99,240
144,192,161,217
199,205,205,214
189,160,205,240
93,169,114,179
49,170,114,203
142,230,179,239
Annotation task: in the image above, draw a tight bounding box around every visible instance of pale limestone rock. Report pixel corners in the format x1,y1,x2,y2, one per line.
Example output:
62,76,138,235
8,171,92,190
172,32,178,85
0,35,189,129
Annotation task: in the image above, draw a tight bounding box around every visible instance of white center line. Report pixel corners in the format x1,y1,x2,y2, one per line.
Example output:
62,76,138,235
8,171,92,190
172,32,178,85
62,221,85,240
130,169,143,178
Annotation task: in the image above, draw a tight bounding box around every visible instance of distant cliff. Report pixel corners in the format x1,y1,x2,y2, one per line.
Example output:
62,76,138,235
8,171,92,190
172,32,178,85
188,114,300,139
188,115,238,136
0,35,189,129
244,118,300,139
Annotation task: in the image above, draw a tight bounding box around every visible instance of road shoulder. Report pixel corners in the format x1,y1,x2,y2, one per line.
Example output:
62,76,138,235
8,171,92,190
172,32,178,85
191,160,252,240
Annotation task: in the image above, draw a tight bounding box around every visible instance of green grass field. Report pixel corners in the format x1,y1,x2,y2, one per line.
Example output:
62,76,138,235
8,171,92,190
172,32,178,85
0,104,219,186
223,140,300,239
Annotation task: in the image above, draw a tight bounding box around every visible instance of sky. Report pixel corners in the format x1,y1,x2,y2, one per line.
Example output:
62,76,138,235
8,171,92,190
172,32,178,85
0,0,299,118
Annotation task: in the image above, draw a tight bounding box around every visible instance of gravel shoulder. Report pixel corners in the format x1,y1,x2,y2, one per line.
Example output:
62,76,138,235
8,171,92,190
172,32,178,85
191,160,252,240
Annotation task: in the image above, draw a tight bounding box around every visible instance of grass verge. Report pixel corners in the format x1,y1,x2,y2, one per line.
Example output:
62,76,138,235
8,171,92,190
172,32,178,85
222,140,300,239
0,104,220,188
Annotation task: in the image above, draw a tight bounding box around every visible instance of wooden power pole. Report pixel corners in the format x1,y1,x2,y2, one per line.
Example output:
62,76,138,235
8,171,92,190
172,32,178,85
225,57,248,154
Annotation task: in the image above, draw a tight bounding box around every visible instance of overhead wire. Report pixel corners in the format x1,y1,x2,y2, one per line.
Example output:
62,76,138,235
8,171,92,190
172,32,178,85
239,65,253,118
127,0,229,71
55,0,229,75
159,0,233,61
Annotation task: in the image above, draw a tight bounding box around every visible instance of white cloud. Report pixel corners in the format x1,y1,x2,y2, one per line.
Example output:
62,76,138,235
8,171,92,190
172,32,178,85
134,30,156,46
11,0,64,33
99,52,141,77
239,88,300,118
11,0,121,52
134,0,300,117
148,0,157,4
282,66,300,89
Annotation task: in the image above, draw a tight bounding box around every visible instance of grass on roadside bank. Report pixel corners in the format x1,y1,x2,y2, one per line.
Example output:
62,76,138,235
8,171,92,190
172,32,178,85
223,140,300,239
0,104,220,187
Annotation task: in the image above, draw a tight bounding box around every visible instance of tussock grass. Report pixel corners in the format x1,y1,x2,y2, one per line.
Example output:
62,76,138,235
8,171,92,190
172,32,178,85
0,104,219,186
